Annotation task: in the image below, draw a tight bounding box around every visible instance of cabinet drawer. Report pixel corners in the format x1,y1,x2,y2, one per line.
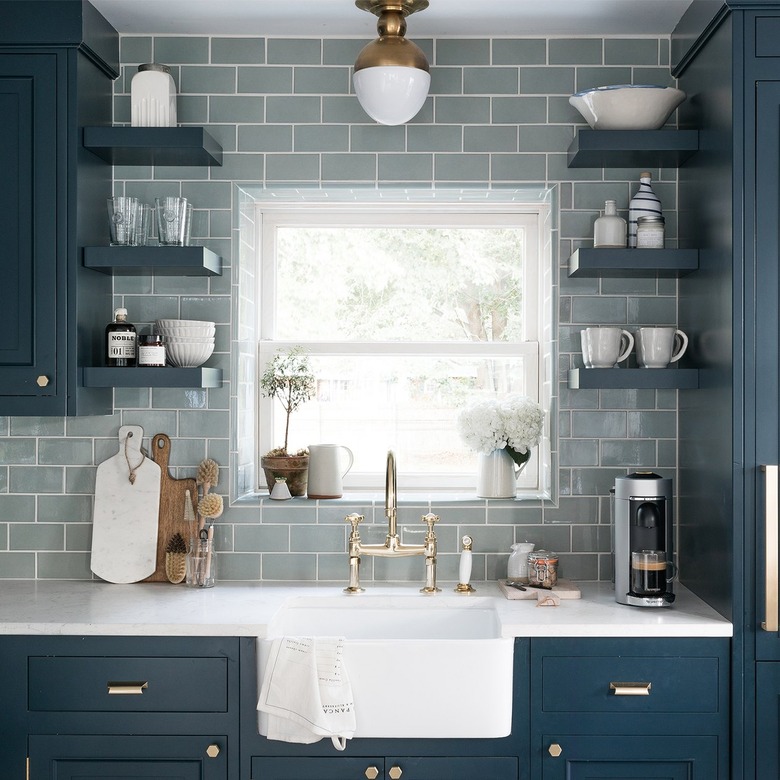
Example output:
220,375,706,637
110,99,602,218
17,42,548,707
28,656,228,712
541,654,719,714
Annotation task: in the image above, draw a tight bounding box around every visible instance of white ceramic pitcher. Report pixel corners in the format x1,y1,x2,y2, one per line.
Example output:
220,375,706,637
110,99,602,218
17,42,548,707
307,444,354,499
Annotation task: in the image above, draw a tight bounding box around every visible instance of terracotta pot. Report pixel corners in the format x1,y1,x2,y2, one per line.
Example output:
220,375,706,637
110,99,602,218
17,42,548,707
260,455,309,497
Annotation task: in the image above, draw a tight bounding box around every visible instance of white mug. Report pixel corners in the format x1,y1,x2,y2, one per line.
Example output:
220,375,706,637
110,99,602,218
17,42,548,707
307,444,354,499
636,327,688,368
581,327,634,368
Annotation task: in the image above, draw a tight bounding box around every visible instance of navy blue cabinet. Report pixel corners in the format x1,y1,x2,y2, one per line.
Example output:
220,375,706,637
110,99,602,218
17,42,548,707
0,1,116,415
29,735,228,780
1,635,241,780
530,638,730,779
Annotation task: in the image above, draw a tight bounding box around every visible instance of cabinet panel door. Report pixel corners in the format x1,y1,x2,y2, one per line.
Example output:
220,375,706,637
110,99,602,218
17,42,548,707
251,756,384,779
29,735,227,780
541,735,718,780
385,756,518,779
756,663,780,777
0,53,59,399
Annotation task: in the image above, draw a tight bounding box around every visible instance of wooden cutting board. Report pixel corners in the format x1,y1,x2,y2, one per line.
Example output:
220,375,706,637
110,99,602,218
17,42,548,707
91,425,161,584
144,433,198,583
498,578,581,600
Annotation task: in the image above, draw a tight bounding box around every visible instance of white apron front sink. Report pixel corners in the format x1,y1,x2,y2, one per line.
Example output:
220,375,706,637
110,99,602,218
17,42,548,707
257,594,514,739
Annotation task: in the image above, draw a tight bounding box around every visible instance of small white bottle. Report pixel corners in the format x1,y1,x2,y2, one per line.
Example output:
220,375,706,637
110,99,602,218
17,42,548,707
628,171,663,248
131,63,177,127
593,200,627,248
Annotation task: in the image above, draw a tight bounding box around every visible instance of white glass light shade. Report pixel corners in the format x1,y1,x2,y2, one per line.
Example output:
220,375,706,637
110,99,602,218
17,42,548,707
353,66,431,125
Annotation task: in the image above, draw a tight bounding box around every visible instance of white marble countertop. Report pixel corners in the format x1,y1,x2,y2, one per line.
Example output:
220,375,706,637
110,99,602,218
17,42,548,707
0,580,732,638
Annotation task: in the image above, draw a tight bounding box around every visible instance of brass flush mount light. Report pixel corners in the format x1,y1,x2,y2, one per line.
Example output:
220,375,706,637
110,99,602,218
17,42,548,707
353,0,431,125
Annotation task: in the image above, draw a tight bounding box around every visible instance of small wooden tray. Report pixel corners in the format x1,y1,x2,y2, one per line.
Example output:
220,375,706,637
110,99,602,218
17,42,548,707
498,578,581,600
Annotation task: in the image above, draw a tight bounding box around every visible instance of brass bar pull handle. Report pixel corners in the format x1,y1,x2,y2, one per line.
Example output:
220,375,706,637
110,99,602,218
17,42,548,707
763,465,779,632
609,681,652,696
107,681,149,695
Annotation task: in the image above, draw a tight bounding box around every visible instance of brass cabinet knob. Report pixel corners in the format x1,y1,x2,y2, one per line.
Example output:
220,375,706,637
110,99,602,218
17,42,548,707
548,743,563,757
206,744,220,758
364,768,380,780
389,767,403,780
36,375,50,387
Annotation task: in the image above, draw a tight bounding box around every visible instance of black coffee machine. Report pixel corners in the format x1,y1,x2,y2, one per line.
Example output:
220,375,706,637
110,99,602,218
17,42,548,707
612,472,675,607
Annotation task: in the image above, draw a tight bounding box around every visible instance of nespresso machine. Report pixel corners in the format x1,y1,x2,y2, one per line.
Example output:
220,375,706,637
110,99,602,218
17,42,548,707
612,472,675,607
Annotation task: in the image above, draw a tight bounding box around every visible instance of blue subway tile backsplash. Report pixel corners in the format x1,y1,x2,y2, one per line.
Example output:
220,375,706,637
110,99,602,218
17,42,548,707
0,33,681,584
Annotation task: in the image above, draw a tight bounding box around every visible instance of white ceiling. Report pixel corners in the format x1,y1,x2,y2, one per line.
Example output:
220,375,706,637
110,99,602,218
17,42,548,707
89,0,694,37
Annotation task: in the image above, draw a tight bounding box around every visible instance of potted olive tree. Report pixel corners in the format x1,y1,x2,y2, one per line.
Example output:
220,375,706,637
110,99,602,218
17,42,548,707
259,347,316,496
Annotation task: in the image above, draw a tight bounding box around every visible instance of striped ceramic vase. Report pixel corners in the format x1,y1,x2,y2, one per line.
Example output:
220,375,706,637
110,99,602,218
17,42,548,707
628,171,663,248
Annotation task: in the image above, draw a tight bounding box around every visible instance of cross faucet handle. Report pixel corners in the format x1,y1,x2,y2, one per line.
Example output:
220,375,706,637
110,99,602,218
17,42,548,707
345,513,364,536
422,513,439,536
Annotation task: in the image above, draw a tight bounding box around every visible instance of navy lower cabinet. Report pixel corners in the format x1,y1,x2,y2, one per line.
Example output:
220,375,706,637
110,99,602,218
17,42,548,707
29,735,228,780
530,638,730,779
6,636,241,780
252,756,519,779
755,664,780,777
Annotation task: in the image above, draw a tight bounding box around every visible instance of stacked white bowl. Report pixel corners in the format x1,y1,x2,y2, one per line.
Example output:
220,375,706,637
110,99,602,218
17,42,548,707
154,319,215,368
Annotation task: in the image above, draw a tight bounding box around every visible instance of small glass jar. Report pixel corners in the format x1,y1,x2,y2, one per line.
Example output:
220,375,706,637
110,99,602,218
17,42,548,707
138,334,166,367
507,542,535,582
636,215,665,249
186,532,216,588
528,550,558,588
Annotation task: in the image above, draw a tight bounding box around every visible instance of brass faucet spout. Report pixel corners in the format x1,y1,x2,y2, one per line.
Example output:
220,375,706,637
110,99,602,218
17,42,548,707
344,453,440,593
386,450,397,537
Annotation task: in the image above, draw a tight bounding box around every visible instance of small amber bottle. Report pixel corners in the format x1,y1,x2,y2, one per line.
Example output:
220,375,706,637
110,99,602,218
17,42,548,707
106,307,137,367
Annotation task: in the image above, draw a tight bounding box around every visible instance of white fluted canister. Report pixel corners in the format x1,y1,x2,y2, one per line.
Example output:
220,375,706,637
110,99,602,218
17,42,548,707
628,171,662,248
131,63,177,127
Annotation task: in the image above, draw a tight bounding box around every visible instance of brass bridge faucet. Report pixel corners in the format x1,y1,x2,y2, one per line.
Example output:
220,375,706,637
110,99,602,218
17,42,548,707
344,451,439,594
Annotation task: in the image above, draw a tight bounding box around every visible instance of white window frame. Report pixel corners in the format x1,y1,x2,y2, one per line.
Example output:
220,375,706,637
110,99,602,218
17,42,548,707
254,197,551,495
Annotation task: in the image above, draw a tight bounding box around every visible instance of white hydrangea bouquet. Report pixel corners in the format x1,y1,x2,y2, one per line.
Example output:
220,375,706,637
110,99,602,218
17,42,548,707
457,394,544,468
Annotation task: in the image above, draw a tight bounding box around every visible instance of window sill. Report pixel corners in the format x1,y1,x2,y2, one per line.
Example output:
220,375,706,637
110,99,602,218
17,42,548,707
234,491,541,508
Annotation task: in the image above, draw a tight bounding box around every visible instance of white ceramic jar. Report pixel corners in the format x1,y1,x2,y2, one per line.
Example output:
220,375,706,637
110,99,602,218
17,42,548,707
131,63,177,127
593,199,627,248
507,542,535,581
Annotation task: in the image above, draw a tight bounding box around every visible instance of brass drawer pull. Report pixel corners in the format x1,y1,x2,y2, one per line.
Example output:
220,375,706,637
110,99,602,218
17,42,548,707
107,681,149,695
206,744,220,758
389,767,403,780
548,743,563,757
365,768,380,780
609,681,652,696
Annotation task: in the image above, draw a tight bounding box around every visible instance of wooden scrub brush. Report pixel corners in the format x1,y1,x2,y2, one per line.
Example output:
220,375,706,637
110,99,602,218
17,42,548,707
197,458,220,495
198,492,224,522
165,532,188,584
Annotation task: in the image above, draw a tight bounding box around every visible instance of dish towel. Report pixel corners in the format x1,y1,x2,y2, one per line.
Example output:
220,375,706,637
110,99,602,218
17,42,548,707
257,636,356,751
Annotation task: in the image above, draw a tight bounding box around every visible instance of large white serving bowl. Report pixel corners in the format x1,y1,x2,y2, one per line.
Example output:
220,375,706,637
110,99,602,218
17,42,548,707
257,594,514,739
165,335,215,344
569,84,686,130
165,340,215,368
157,324,216,339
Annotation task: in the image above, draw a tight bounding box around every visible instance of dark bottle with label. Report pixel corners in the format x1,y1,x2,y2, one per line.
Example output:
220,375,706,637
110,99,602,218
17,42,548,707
106,307,137,367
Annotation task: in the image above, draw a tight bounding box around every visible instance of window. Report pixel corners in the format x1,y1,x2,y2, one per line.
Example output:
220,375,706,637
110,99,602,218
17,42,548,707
250,190,554,496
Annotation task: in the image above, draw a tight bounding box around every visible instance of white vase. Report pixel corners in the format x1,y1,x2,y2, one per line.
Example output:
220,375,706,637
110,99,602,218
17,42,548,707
477,450,526,498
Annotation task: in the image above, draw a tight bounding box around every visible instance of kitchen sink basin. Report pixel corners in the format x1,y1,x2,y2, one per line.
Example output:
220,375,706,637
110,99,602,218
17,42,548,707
257,594,514,739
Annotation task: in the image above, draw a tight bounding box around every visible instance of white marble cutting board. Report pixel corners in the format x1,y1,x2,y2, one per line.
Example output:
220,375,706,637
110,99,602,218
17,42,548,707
90,425,161,584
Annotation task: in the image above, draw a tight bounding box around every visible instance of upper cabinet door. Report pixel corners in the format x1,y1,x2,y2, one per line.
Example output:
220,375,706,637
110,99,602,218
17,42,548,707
0,53,60,408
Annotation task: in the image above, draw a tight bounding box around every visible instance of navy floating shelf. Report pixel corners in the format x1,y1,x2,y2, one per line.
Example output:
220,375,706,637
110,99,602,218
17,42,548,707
82,367,222,389
568,248,699,277
567,129,699,168
83,246,222,276
568,368,699,390
82,126,223,166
